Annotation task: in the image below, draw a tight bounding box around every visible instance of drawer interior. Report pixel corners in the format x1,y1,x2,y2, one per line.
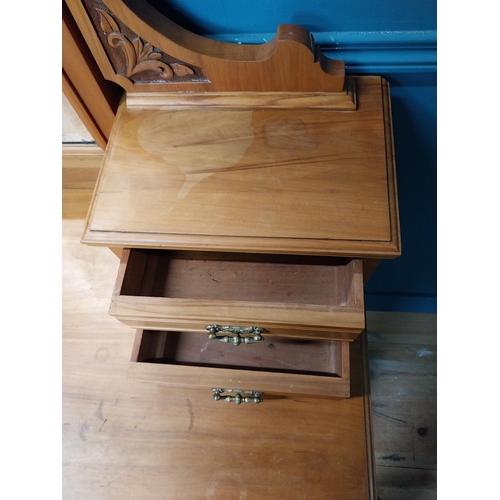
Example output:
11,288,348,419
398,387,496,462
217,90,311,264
134,329,346,378
120,250,361,308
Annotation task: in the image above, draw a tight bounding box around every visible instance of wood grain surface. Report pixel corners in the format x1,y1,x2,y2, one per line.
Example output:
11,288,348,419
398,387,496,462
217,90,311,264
62,144,103,219
63,2,122,147
82,77,400,257
62,144,103,189
63,219,376,499
63,215,436,499
66,0,347,93
110,248,365,341
367,311,437,499
128,329,351,398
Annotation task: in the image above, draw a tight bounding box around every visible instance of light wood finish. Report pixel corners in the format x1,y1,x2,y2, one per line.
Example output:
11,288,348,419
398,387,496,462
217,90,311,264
62,144,103,189
110,249,365,341
62,189,95,220
65,0,347,94
62,144,104,219
126,87,356,111
60,159,384,276
82,77,400,257
63,1,122,148
64,220,376,499
129,329,351,398
62,72,107,150
63,218,435,498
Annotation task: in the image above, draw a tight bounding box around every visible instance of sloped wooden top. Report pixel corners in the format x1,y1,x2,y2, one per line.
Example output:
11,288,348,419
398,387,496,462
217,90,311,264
83,76,400,257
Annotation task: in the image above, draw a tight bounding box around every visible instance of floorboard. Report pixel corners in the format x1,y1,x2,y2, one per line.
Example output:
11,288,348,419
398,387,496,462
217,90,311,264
367,311,437,498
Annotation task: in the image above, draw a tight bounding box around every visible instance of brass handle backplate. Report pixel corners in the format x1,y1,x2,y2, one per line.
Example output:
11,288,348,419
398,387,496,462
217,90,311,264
205,324,266,346
212,388,263,405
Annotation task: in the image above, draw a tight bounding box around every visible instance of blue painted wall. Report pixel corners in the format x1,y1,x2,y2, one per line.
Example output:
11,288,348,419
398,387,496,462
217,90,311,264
150,1,437,313
152,1,436,33
363,72,436,313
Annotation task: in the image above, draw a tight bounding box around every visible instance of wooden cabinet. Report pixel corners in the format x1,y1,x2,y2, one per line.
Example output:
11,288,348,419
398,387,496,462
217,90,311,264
68,0,400,497
113,248,362,401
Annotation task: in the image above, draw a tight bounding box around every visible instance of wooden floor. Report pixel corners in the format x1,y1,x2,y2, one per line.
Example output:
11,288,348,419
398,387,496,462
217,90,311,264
62,193,436,499
366,313,436,499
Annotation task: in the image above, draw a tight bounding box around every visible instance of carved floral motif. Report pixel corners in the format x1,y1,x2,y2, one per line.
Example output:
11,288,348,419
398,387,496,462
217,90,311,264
97,8,196,81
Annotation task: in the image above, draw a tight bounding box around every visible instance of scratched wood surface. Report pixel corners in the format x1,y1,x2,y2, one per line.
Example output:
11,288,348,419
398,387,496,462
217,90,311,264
366,311,437,499
63,207,436,499
63,218,377,499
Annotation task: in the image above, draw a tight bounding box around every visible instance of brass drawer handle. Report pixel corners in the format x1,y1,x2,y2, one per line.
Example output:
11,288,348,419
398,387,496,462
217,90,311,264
205,324,266,346
212,388,263,405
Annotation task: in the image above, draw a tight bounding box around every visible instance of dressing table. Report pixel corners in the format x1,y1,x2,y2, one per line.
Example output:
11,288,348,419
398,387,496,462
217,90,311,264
66,1,400,497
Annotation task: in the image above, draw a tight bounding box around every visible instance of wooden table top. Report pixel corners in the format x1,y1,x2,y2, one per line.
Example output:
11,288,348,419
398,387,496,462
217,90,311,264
83,77,400,258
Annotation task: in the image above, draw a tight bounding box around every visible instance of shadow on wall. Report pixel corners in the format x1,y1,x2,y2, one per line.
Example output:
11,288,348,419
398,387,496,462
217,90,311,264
364,73,437,313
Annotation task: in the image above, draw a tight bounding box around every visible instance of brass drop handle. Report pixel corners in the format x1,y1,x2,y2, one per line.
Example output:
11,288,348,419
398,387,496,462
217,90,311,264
212,388,263,405
205,324,266,346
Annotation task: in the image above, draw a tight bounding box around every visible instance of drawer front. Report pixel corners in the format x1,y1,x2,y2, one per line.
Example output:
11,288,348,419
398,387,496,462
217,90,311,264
111,249,365,341
129,329,351,399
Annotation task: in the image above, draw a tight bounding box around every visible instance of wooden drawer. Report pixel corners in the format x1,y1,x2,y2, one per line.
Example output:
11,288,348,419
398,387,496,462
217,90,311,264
129,329,351,399
111,249,365,341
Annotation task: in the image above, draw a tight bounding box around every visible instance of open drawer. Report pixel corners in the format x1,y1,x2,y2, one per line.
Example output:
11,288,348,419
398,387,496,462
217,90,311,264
129,329,351,399
111,249,365,341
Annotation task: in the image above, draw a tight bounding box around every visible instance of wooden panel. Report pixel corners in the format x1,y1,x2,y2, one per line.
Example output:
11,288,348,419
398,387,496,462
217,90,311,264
66,0,348,93
110,249,365,340
62,93,95,143
62,144,103,189
63,1,122,147
82,77,400,257
62,144,104,219
64,340,375,499
62,189,94,220
120,250,361,306
62,71,107,150
126,87,356,111
128,330,351,398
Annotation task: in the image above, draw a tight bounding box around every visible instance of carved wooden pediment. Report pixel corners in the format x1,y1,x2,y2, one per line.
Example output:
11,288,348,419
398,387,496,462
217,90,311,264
67,0,352,97
82,0,208,85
